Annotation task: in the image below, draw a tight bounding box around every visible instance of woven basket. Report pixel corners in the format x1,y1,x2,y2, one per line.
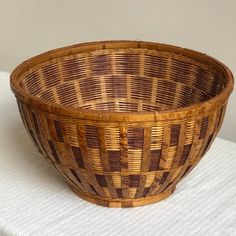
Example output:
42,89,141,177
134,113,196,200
10,41,233,207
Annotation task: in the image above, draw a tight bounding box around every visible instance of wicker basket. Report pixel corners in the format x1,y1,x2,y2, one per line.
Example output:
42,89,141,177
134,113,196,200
10,41,233,207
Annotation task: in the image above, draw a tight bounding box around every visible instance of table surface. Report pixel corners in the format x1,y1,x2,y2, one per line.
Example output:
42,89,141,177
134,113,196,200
0,72,236,236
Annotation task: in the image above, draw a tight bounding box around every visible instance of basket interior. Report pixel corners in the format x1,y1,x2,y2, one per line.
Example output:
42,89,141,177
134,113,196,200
18,48,227,112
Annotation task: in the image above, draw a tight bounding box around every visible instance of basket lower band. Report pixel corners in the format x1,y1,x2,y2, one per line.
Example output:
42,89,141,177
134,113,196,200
70,186,176,208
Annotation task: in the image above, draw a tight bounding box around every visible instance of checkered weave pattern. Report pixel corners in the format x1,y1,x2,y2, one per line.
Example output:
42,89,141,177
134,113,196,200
11,41,233,207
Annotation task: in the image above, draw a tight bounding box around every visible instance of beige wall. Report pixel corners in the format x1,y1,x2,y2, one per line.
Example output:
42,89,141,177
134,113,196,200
1,0,235,142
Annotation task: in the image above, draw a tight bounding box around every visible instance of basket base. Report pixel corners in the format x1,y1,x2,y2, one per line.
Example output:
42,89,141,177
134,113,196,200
71,186,176,208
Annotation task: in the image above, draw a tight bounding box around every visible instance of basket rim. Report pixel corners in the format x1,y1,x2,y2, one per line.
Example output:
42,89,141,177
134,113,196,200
10,40,234,122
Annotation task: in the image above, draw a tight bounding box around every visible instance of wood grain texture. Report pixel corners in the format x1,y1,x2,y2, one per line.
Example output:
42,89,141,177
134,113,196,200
10,40,234,207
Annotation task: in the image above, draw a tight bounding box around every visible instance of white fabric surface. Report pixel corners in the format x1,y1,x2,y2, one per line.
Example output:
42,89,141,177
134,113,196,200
0,71,236,236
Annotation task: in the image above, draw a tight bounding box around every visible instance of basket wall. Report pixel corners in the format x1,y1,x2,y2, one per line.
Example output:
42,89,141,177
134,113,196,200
16,99,226,207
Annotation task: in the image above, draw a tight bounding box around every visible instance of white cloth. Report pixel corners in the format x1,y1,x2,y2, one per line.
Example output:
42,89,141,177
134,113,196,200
0,72,236,236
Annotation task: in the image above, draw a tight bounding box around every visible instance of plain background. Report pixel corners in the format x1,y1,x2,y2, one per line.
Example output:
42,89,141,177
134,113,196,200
0,0,235,142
